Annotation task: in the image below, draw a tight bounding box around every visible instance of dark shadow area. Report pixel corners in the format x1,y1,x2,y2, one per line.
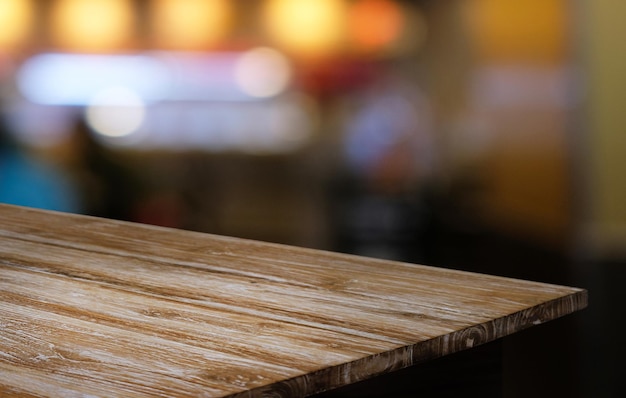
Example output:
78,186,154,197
315,340,502,398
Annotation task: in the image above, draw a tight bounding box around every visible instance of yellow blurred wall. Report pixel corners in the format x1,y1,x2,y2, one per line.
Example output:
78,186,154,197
584,0,626,256
462,0,572,246
464,0,568,65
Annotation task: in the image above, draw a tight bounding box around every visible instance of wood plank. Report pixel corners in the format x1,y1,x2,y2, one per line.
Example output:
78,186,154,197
0,204,587,397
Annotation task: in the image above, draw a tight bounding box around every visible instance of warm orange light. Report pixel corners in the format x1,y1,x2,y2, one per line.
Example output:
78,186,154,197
348,0,404,53
151,0,232,50
0,0,34,49
51,0,135,52
463,0,568,63
263,0,346,57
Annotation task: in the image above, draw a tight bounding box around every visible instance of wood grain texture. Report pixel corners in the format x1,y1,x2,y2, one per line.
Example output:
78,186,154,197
0,204,587,397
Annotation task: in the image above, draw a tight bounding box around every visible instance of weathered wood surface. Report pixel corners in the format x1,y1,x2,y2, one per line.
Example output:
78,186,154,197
0,204,587,397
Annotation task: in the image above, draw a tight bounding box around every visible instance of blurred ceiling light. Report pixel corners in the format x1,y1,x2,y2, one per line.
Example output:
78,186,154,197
263,0,346,57
51,0,134,52
234,47,292,98
151,0,232,50
152,51,255,101
0,0,34,49
17,53,170,105
86,86,146,139
348,0,404,54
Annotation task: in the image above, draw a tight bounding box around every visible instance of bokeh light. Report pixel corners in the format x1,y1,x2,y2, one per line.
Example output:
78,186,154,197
17,53,170,106
50,0,135,52
150,0,232,50
262,0,346,57
86,86,146,139
348,0,404,54
234,47,292,98
0,0,34,50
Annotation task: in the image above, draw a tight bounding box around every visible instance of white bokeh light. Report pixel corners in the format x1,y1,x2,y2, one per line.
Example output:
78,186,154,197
86,86,146,139
234,47,292,98
17,53,170,106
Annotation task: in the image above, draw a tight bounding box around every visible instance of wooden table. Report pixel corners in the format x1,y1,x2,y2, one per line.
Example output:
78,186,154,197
0,204,587,397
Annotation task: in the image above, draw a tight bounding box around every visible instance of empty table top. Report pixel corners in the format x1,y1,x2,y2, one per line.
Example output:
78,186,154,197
0,204,587,397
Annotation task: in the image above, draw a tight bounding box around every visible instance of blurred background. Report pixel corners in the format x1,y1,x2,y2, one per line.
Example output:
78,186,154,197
0,0,623,396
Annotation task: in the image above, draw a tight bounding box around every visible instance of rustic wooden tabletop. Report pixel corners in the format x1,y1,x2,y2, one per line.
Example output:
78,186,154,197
0,204,587,397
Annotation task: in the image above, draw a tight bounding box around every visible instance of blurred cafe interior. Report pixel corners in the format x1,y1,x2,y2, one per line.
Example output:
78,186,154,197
0,0,624,396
